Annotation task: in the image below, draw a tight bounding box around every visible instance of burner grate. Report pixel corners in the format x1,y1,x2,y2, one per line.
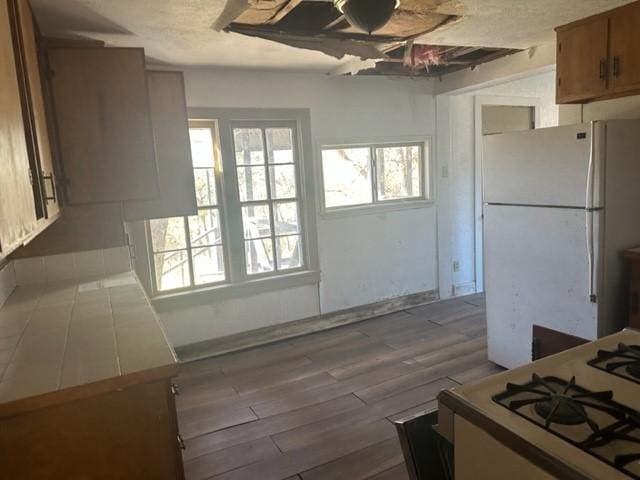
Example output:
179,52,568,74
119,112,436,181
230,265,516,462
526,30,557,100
493,375,640,479
588,343,640,384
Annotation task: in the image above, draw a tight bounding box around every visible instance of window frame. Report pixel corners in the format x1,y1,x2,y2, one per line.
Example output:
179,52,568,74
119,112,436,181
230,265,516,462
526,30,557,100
230,119,307,280
318,136,433,216
146,120,229,294
144,108,320,301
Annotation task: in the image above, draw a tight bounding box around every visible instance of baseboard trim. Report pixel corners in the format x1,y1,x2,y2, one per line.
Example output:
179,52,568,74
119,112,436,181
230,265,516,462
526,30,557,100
175,289,439,363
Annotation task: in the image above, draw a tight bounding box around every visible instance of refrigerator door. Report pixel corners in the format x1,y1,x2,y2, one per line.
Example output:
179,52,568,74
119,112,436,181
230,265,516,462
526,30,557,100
484,204,599,369
483,122,605,208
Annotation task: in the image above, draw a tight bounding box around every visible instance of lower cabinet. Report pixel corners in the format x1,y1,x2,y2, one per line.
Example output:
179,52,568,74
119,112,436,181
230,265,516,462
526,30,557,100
0,379,185,479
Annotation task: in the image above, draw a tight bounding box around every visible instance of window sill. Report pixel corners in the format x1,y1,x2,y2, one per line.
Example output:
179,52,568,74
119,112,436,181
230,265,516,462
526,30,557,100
151,270,320,312
319,199,435,219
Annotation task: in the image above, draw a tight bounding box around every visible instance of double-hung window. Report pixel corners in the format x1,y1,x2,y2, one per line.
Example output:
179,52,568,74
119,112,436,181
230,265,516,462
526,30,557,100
148,123,226,292
147,113,313,295
320,140,430,211
232,123,304,275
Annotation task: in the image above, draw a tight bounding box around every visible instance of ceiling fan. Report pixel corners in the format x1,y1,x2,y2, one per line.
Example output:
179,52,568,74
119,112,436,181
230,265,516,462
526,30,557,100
333,0,401,34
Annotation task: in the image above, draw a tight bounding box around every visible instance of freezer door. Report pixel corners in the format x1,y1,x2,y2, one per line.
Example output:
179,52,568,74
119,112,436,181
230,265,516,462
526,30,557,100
484,205,599,369
483,123,605,208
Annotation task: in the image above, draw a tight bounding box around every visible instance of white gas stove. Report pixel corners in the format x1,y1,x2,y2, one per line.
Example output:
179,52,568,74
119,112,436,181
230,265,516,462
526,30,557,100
438,329,640,480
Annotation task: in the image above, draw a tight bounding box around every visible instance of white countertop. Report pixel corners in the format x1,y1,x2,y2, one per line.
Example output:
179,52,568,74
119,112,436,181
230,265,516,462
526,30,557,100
0,272,178,412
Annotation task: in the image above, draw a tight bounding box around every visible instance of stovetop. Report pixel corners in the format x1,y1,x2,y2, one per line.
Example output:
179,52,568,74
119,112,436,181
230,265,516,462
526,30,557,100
448,329,640,480
493,374,640,479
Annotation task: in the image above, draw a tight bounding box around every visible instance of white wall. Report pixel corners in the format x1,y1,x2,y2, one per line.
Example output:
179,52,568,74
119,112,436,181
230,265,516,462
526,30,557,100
161,70,438,347
583,95,640,122
436,70,559,296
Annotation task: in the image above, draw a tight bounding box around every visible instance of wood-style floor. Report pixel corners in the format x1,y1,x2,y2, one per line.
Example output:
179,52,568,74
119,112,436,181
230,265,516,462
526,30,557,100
176,294,500,480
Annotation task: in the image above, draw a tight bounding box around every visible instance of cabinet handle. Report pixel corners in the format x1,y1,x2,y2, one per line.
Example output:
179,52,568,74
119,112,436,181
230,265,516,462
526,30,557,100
177,434,186,450
599,59,607,80
613,56,621,78
42,174,57,202
171,383,180,396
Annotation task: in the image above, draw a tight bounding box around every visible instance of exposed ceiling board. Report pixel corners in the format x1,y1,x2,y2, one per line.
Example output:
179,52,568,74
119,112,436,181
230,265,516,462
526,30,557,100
30,0,351,70
30,0,639,72
418,0,637,49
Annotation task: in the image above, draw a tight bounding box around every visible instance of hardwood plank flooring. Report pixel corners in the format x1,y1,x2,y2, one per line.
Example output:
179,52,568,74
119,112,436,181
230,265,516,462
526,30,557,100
177,294,498,479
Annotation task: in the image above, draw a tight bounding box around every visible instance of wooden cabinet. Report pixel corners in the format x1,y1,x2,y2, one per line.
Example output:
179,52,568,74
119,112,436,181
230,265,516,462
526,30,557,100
123,71,197,221
0,0,38,254
46,47,160,204
556,0,640,104
624,248,640,329
11,0,60,219
556,16,609,104
609,4,640,94
0,379,185,479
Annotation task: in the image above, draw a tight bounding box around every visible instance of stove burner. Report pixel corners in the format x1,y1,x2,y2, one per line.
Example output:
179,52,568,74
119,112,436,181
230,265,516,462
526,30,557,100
589,343,640,384
494,374,640,479
504,374,617,430
533,394,588,425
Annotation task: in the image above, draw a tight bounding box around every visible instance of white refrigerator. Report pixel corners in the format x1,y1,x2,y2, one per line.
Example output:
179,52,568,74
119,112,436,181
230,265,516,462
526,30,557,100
483,120,640,369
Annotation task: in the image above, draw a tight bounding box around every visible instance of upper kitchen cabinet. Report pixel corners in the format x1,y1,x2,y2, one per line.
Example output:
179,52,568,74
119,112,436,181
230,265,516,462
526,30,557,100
609,2,640,94
46,47,160,204
0,0,38,254
556,0,640,104
555,16,609,104
123,71,197,221
10,0,60,219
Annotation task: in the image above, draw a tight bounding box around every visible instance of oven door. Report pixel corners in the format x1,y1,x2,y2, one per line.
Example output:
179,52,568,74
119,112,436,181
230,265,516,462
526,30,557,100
394,409,453,480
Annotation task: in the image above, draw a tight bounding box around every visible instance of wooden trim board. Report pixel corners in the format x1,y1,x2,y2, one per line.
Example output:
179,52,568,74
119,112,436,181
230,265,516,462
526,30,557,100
175,289,440,362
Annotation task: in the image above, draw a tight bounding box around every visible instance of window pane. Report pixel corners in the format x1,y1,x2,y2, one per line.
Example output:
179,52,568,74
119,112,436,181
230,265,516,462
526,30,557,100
321,147,372,208
266,128,294,164
192,246,225,285
375,145,422,201
242,204,271,239
188,209,223,246
274,201,300,235
270,165,296,199
150,217,186,252
154,251,190,291
189,128,215,168
245,239,274,274
237,166,267,202
276,235,302,270
234,128,265,165
194,168,217,207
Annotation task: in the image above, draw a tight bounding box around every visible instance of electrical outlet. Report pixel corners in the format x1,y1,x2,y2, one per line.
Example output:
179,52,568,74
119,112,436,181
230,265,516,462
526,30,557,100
441,165,449,178
453,261,460,273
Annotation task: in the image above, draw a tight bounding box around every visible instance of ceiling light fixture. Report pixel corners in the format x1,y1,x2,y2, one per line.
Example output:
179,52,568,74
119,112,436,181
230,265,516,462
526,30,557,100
333,0,400,35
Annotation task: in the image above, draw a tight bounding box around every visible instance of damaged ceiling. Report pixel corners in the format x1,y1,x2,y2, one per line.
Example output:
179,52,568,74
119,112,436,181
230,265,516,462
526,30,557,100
221,0,519,76
30,0,637,74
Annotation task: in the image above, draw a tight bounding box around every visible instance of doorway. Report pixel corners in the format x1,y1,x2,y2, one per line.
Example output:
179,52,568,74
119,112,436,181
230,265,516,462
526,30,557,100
474,96,540,293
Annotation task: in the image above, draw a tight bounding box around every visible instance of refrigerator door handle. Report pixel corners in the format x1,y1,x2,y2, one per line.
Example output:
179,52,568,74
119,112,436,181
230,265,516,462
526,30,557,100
586,210,597,303
586,122,596,210
586,122,598,303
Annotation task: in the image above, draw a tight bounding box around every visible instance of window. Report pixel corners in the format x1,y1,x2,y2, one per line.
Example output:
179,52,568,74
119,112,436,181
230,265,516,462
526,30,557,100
232,125,304,275
147,113,313,295
148,124,226,292
321,141,429,211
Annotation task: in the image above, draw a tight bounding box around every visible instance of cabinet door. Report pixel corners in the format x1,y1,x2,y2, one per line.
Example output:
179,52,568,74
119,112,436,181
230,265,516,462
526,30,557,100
609,2,640,94
556,16,609,103
123,71,197,221
0,0,37,254
47,47,160,204
13,0,60,218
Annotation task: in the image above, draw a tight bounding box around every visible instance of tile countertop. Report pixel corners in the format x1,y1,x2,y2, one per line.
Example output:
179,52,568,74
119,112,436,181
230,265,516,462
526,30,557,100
0,272,178,416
